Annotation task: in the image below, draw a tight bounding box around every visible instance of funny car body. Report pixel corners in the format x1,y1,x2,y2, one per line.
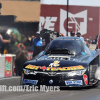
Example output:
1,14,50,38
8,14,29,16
20,37,100,87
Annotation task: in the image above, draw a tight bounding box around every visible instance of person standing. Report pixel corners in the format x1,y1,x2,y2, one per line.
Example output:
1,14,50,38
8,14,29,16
32,31,43,58
0,34,10,54
15,44,28,76
70,31,75,37
30,35,35,49
76,32,84,41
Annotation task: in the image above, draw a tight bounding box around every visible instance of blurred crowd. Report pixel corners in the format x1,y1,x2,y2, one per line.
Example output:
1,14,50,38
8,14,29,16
0,29,65,76
0,29,94,55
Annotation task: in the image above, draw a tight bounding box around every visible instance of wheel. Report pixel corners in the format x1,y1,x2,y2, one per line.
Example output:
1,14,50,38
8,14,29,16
89,65,98,80
89,64,99,86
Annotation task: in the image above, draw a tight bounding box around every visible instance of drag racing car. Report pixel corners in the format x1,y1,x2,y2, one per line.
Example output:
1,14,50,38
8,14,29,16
20,37,100,87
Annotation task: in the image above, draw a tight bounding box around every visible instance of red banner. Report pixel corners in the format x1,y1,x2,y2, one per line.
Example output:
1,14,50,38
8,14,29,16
5,57,12,77
40,4,99,39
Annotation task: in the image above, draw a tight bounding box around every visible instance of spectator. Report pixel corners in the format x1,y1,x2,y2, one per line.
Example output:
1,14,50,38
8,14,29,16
0,34,10,54
30,35,35,46
62,34,65,37
15,44,28,76
24,36,30,46
84,38,90,47
76,32,84,41
32,31,43,58
0,34,10,43
70,31,75,37
30,35,35,52
59,34,65,37
76,32,87,45
7,33,19,54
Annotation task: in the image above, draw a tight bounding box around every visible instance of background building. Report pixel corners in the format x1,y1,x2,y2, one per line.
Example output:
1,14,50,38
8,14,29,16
0,0,40,36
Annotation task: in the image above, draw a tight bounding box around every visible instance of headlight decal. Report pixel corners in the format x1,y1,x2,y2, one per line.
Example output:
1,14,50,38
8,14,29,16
67,69,86,76
23,69,36,75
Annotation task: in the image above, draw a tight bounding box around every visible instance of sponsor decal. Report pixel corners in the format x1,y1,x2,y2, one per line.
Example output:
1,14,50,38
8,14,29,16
49,61,60,67
48,72,57,76
5,57,12,77
23,79,38,85
40,66,47,71
65,80,83,85
25,64,84,71
60,9,87,36
39,16,57,31
83,74,88,85
49,79,53,84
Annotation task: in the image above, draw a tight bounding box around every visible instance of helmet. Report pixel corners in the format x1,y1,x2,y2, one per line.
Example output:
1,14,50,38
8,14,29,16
76,32,81,35
62,34,65,36
70,31,75,36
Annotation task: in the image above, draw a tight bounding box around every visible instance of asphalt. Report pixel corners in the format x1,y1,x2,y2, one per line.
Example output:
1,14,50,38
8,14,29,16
0,77,100,100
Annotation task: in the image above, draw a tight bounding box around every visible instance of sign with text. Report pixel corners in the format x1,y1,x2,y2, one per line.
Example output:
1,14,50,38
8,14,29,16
39,5,99,39
5,57,12,77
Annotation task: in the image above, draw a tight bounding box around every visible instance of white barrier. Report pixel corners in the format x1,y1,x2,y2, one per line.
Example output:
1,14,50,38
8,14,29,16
0,56,5,78
0,54,16,78
0,52,34,78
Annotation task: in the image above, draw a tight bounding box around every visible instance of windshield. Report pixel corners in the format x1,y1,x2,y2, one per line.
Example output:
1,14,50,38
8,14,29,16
45,39,91,55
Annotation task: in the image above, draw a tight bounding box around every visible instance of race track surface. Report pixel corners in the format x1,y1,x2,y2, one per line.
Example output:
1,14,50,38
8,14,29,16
0,77,100,100
0,44,99,100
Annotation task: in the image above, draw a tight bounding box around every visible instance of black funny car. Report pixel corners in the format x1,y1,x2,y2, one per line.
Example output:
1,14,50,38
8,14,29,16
20,37,100,87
